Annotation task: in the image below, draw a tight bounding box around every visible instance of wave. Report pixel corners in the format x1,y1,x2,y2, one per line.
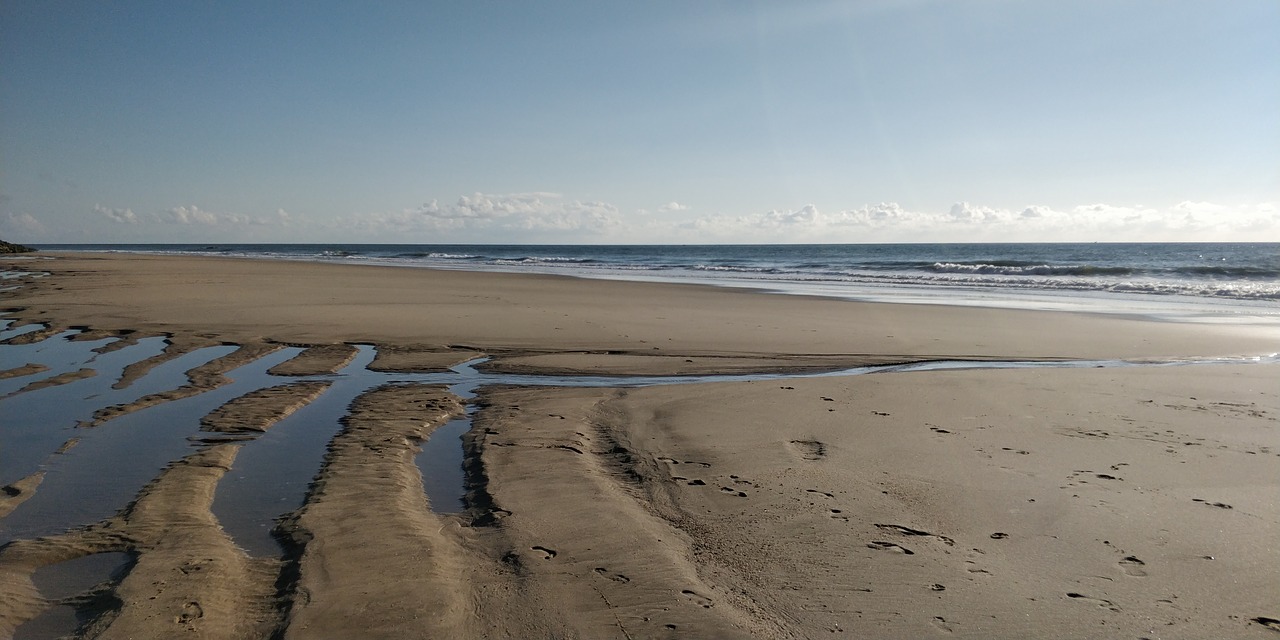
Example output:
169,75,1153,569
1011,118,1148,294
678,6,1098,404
491,256,599,265
393,252,482,260
691,264,782,274
1176,265,1280,279
840,273,1280,301
930,262,1135,276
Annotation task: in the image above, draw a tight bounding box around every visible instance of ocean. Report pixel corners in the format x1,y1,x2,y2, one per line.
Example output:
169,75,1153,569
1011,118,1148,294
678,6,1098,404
36,243,1280,324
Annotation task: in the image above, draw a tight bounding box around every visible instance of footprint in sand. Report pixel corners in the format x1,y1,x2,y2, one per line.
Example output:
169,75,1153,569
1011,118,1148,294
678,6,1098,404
681,589,714,608
1118,555,1147,577
177,601,204,626
930,616,955,633
531,546,557,560
875,523,956,547
1066,592,1120,611
1252,617,1280,631
593,567,630,583
1192,498,1233,509
719,486,747,497
789,440,826,461
867,541,915,555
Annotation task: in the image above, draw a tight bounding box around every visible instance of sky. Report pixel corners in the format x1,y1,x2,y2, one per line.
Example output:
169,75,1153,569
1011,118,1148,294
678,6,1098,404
2,1,1277,244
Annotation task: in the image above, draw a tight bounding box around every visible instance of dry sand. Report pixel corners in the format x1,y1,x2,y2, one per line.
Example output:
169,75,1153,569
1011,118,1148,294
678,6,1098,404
0,251,1277,639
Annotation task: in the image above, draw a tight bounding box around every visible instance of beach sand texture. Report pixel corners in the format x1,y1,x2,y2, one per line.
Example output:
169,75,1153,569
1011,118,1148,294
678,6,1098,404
1,252,1277,639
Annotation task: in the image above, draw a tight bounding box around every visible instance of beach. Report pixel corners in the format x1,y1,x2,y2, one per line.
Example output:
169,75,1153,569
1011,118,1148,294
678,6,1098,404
1,251,1278,639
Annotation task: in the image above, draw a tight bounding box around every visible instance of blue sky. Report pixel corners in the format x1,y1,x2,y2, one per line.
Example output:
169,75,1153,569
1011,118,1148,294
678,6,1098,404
2,1,1277,243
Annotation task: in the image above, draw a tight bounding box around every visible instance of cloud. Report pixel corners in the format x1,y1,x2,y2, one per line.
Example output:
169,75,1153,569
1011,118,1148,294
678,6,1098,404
95,204,139,224
425,192,620,230
1172,201,1228,215
825,202,910,227
154,205,292,227
161,205,225,225
77,193,1280,244
0,212,46,237
946,202,1010,224
91,203,299,240
676,200,1279,242
347,192,623,236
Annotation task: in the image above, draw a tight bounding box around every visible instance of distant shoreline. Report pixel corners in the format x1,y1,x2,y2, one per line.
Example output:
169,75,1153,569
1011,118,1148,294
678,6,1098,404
31,242,1280,326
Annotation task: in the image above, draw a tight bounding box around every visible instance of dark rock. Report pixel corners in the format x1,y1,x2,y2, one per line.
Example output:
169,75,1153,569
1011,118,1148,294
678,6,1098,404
0,239,36,253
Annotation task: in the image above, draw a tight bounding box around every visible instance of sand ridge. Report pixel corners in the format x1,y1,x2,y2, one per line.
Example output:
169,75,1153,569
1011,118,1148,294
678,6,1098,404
198,381,333,438
275,384,474,638
81,343,283,427
0,364,50,380
267,344,359,376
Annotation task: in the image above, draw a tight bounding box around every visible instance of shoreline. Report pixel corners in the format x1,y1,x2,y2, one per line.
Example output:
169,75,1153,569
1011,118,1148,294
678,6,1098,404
1,251,1277,638
7,251,1278,363
29,243,1280,327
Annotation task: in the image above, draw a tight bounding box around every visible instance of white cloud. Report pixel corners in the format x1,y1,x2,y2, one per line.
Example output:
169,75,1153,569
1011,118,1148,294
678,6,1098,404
347,192,623,236
154,205,292,227
821,202,911,227
161,205,224,225
675,200,1280,242
1172,201,1228,215
946,202,1010,224
76,193,1279,243
0,211,46,237
87,203,300,241
94,203,139,224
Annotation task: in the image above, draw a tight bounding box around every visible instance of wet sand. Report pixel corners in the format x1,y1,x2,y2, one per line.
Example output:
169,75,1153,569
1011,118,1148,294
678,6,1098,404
1,252,1277,639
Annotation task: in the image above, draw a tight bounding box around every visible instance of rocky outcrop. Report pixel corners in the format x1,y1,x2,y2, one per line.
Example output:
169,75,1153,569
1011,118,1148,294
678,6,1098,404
0,239,35,253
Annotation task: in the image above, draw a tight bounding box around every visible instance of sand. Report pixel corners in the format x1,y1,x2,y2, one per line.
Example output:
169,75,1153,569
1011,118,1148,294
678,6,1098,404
0,251,1277,639
5,252,1275,362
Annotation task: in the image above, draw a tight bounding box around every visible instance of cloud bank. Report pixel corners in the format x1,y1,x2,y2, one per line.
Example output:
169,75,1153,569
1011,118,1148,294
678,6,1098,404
678,201,1278,243
54,194,1279,244
97,204,294,228
341,193,623,240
